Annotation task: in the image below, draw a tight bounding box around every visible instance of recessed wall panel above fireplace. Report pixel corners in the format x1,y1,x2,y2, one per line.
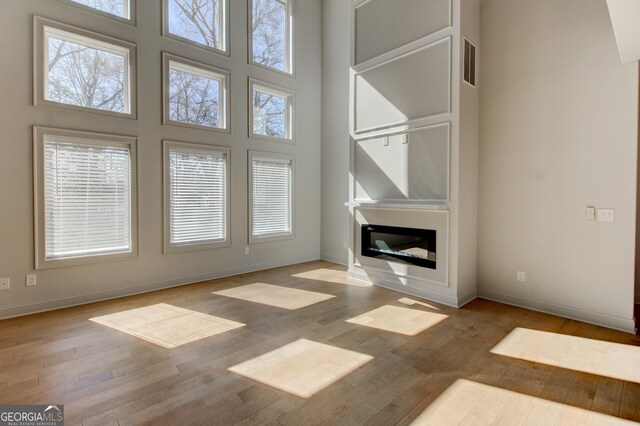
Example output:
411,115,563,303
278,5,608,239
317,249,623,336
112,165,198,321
355,124,449,202
354,38,451,133
354,0,452,65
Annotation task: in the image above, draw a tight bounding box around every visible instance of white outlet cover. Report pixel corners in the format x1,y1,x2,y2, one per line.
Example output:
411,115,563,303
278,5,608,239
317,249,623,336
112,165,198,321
0,278,10,290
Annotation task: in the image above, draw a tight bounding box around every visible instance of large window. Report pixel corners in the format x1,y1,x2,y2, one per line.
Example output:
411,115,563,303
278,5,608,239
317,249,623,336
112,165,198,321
163,0,227,54
249,151,294,243
34,17,137,118
249,79,294,141
163,53,229,131
164,141,230,252
249,0,292,74
66,0,134,22
34,127,138,269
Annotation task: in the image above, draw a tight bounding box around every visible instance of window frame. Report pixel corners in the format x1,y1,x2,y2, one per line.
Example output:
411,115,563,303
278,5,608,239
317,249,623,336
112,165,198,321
162,53,231,133
33,126,139,270
162,0,230,56
55,0,137,26
163,140,231,254
248,0,294,76
248,78,295,142
248,150,295,244
33,16,137,120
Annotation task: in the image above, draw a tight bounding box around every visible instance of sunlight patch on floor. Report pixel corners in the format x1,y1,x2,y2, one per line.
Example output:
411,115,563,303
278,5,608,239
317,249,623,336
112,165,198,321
90,303,244,349
291,268,373,287
491,327,640,384
213,283,335,310
398,297,440,310
346,305,448,336
228,338,373,398
410,379,636,425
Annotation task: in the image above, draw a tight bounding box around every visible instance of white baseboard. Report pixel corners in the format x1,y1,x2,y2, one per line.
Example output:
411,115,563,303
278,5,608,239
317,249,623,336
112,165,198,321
478,288,636,334
320,253,347,266
0,255,320,320
457,288,478,308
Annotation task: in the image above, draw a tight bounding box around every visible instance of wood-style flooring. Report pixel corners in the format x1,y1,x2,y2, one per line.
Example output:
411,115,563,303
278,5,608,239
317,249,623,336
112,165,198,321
0,260,639,425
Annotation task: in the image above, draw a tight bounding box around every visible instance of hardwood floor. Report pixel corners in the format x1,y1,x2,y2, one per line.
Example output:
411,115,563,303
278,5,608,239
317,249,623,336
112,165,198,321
0,260,638,425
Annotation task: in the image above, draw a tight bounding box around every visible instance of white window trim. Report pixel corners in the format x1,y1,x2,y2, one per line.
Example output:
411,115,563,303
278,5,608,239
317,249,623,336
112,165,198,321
54,0,137,26
33,126,139,270
248,78,295,143
162,0,230,57
33,16,137,120
248,150,295,244
163,140,231,253
247,0,294,76
162,52,231,133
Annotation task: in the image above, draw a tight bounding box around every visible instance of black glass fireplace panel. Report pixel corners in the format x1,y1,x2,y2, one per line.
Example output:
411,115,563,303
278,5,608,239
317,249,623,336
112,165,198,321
361,224,436,269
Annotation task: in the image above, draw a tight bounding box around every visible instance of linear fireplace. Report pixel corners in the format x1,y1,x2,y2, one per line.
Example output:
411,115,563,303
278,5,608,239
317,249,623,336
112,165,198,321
361,224,436,269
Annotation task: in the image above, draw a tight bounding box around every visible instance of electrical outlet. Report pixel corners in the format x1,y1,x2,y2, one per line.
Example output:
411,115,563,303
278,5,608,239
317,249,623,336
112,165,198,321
0,278,10,290
516,271,526,282
26,274,37,287
586,206,595,221
244,247,250,255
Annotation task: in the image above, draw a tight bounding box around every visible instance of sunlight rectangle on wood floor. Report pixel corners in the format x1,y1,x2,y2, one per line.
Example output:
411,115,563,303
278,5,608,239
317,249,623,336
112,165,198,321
291,268,373,287
410,379,636,425
346,304,448,336
90,303,244,348
491,327,640,384
228,338,373,398
213,283,335,310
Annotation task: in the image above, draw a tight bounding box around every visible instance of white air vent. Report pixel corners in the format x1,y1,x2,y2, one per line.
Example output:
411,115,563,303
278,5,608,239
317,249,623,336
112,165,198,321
463,38,477,87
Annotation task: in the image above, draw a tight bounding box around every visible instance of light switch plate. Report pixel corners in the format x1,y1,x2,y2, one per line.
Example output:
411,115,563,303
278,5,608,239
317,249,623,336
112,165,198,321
26,274,37,287
597,208,615,222
586,207,595,221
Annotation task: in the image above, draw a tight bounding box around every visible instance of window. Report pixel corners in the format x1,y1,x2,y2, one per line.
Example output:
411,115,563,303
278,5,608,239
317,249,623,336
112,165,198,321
163,141,230,253
249,151,294,243
163,53,230,131
34,127,138,269
163,0,227,54
66,0,134,22
249,0,292,74
249,79,294,141
34,17,137,118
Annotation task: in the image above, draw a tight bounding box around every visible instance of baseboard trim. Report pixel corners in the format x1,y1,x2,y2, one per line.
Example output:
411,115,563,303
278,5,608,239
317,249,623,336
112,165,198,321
457,288,478,308
0,255,320,320
478,289,636,334
320,254,347,266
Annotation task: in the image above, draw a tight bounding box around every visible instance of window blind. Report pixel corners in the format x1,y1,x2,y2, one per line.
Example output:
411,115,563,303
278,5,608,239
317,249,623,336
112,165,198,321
251,157,292,237
44,138,132,260
169,147,227,246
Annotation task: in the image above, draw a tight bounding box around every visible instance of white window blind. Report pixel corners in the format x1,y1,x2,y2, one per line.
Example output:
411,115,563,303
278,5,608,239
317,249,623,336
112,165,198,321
251,155,292,238
44,137,132,260
169,146,227,247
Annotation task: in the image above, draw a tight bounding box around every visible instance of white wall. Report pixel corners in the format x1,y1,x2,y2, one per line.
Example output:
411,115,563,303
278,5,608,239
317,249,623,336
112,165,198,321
0,0,322,317
320,0,350,264
478,0,638,332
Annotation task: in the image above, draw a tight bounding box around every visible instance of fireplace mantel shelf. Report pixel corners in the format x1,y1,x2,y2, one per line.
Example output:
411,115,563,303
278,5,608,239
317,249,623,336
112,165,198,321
345,200,449,211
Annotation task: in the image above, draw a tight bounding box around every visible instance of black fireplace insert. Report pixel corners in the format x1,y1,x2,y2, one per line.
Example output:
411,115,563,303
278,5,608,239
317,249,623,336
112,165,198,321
361,224,436,269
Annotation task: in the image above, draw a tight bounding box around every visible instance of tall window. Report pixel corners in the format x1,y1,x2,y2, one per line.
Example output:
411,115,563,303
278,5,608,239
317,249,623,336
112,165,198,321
250,0,292,74
34,17,137,118
68,0,132,21
249,151,294,243
164,0,227,53
164,141,230,252
34,127,138,269
249,79,294,141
